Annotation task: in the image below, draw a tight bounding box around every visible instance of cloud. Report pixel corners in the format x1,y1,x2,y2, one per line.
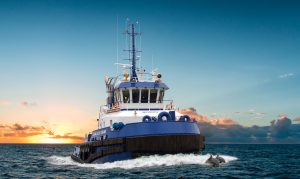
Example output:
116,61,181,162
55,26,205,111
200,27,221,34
0,100,37,108
269,115,292,138
233,109,266,119
178,108,209,123
279,73,294,79
3,133,15,137
1,123,49,137
4,132,45,137
9,123,45,131
20,101,37,107
180,108,300,143
209,118,237,126
179,108,237,126
50,133,84,141
0,123,84,143
294,117,300,123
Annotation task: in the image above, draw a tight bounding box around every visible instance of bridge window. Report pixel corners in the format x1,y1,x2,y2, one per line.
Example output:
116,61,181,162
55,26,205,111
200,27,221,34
122,89,130,103
132,89,139,103
141,89,148,103
159,89,164,103
150,89,157,103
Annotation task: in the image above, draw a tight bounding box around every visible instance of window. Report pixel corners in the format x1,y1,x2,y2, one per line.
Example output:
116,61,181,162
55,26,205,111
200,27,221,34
123,89,130,103
132,89,140,103
159,89,164,103
150,89,157,103
141,89,148,103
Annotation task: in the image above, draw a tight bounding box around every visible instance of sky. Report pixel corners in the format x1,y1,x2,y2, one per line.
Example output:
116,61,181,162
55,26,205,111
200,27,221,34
1,0,300,143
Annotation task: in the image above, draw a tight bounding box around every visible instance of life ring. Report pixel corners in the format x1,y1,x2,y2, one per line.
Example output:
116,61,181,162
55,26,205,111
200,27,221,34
157,112,171,121
142,115,152,122
180,115,191,122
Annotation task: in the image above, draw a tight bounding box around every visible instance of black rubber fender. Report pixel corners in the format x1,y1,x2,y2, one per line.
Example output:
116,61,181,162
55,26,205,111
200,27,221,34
157,112,172,121
142,115,152,122
180,115,191,122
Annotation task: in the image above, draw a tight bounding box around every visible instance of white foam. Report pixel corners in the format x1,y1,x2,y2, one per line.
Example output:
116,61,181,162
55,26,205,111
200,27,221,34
46,154,237,170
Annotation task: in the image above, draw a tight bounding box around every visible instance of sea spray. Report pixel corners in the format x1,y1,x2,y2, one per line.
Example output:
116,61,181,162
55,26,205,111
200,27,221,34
47,154,238,170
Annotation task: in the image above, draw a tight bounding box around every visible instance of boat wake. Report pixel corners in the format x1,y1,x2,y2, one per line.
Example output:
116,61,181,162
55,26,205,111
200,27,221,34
46,154,237,169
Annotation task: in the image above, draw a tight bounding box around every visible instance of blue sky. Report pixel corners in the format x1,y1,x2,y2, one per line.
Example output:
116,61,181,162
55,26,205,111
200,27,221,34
1,0,300,127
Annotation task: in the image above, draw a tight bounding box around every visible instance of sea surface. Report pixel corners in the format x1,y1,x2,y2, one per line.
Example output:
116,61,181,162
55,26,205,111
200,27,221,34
0,144,299,178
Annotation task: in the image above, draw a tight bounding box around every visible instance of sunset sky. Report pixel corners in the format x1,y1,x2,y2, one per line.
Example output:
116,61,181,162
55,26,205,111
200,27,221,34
1,0,300,143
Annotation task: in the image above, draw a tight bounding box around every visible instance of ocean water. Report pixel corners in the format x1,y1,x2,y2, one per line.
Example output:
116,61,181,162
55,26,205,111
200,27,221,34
0,144,299,178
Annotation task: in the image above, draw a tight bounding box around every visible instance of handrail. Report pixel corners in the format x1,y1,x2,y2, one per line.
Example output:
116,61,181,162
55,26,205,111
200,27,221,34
100,99,175,113
113,72,160,82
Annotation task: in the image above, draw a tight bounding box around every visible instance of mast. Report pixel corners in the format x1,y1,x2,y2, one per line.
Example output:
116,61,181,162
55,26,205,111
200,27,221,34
125,23,140,82
131,24,138,81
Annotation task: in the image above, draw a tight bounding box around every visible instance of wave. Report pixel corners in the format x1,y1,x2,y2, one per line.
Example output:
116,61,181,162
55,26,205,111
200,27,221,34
46,154,237,170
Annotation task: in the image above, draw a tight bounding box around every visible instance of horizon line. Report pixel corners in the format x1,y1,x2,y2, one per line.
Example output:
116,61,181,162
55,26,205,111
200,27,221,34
1,142,300,145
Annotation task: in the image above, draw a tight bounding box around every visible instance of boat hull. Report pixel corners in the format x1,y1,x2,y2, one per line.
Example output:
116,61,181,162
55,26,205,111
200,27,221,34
71,133,205,163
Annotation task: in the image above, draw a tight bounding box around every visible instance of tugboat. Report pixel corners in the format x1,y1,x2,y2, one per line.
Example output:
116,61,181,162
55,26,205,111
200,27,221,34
71,22,205,164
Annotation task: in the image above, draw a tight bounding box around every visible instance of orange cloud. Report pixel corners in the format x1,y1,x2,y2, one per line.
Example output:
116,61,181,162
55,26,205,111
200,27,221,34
50,133,84,141
178,108,209,123
178,108,237,126
210,118,237,126
293,117,300,123
0,123,83,144
1,123,48,137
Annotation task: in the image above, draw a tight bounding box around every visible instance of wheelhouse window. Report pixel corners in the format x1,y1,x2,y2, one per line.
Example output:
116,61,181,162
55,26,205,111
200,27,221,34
150,89,158,103
141,89,148,103
132,89,140,103
122,89,130,103
159,89,164,103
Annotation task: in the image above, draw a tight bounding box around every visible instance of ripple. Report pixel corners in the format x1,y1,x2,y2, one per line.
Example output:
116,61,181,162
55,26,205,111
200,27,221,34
2,144,300,178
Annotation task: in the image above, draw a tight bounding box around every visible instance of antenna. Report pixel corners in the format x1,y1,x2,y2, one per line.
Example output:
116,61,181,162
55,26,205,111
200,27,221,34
125,18,129,73
116,15,119,75
125,22,141,82
151,55,154,73
138,20,142,69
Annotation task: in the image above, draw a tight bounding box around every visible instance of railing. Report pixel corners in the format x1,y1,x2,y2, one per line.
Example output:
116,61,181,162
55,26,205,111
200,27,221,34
100,99,176,114
113,72,161,83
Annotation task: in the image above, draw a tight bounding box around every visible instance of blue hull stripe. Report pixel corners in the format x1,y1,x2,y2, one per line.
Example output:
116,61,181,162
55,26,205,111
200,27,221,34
90,121,200,141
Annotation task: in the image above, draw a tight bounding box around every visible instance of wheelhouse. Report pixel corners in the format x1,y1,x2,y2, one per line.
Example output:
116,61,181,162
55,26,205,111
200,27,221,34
113,81,169,110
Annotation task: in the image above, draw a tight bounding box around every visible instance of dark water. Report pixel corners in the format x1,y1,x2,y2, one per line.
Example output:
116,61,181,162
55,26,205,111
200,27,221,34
0,144,300,178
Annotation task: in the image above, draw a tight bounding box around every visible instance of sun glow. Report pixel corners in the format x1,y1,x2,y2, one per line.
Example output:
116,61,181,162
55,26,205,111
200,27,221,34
27,135,74,144
42,138,68,144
